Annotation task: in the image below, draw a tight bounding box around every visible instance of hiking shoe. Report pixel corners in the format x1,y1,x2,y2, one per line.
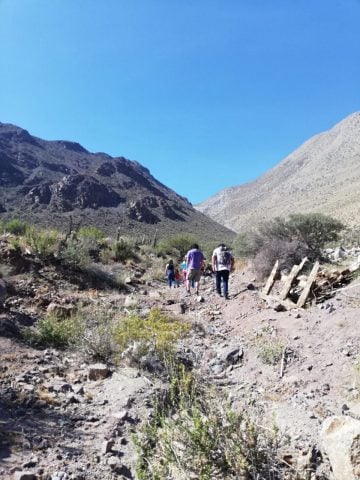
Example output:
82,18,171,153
224,294,230,300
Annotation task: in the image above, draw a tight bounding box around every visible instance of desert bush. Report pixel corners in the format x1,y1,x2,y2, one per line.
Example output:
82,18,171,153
236,213,344,279
24,313,83,348
157,234,199,259
284,213,344,256
237,214,344,260
339,226,360,248
233,231,263,258
253,238,309,279
74,306,117,361
4,218,28,235
111,239,139,262
8,237,23,253
58,238,92,268
253,327,285,365
24,226,60,258
135,366,287,480
99,247,113,265
77,226,105,241
113,308,191,364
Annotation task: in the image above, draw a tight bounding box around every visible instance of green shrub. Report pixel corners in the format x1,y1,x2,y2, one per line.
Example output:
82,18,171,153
236,213,344,279
24,226,60,258
74,306,117,361
4,218,28,235
253,327,285,365
78,226,105,241
99,247,113,264
157,234,199,259
134,367,287,480
24,313,83,348
58,238,92,267
113,308,191,362
237,213,344,259
111,239,138,262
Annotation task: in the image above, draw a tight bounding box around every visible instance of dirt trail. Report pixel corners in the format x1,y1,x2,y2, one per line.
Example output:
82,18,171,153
1,267,360,479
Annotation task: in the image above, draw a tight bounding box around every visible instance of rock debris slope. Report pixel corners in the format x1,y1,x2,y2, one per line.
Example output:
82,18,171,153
2,256,360,479
196,112,360,232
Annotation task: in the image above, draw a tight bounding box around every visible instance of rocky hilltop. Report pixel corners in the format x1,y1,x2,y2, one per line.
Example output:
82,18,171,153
0,122,234,241
196,112,360,232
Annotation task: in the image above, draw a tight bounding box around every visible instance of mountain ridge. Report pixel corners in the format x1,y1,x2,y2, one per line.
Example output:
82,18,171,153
196,111,360,231
0,122,235,242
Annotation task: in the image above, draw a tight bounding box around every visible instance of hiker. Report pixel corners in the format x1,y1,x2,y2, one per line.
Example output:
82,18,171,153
185,244,205,295
174,268,181,287
181,256,187,283
165,259,175,288
212,244,234,299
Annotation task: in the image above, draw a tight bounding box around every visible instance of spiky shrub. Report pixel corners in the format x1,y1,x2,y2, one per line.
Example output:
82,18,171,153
4,218,28,235
113,308,191,364
134,366,287,480
74,305,117,361
58,238,92,268
77,226,105,241
24,226,60,258
24,313,83,348
111,239,138,262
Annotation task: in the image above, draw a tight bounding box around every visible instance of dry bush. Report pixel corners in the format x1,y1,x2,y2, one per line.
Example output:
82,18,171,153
135,366,291,480
253,239,309,280
74,305,118,361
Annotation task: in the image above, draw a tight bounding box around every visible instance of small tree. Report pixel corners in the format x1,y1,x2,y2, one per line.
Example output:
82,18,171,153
157,234,199,259
285,213,344,257
235,213,345,279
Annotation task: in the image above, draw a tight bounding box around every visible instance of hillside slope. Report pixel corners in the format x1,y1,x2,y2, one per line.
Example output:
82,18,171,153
196,112,360,232
0,122,234,242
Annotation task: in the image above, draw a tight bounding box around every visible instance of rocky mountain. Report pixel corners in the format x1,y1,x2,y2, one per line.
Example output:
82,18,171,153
196,112,360,232
0,122,234,242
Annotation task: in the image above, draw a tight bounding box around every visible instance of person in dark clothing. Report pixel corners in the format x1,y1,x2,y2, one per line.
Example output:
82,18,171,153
165,259,176,288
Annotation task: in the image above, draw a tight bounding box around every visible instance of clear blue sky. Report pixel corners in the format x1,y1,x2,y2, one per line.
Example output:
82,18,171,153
1,1,360,204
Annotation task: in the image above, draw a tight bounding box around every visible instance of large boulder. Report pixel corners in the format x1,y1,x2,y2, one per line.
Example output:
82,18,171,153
321,415,360,480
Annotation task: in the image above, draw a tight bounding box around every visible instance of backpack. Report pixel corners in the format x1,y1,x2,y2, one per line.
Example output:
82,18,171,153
217,248,231,265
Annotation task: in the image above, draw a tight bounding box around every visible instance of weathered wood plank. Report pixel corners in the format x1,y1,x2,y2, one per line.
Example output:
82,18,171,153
297,261,320,308
279,257,308,300
259,292,297,310
262,260,280,296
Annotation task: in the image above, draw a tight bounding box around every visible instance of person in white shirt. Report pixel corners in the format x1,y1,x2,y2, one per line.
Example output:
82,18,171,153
211,244,234,299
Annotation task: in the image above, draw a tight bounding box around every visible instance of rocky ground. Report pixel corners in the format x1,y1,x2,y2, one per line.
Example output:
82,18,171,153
1,257,360,479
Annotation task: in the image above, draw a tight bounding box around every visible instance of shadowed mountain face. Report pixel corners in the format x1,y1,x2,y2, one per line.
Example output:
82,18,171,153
0,122,235,241
196,112,360,232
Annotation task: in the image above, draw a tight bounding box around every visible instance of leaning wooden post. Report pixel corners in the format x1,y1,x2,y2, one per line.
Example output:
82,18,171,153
297,261,320,308
262,260,280,296
279,257,308,300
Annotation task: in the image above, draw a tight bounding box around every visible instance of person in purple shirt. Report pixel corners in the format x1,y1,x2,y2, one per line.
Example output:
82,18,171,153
185,243,205,295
